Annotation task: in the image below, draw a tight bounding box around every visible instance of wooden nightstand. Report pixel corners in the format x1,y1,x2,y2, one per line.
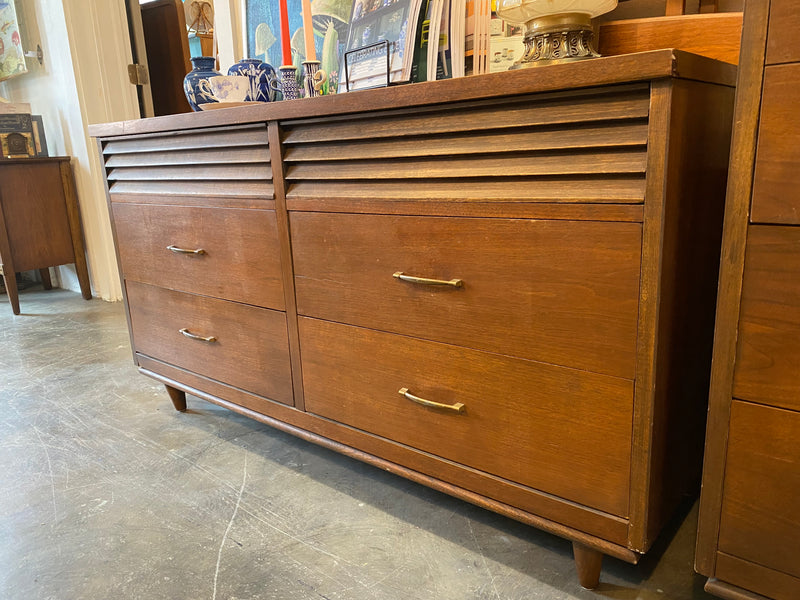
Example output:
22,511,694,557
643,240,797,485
0,157,92,314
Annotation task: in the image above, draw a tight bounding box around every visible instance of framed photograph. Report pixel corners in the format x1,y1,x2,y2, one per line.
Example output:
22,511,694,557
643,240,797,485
344,40,390,91
0,131,35,159
0,111,35,159
31,115,48,157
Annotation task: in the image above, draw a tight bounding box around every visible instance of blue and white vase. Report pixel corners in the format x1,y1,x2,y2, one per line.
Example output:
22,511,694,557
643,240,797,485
271,66,300,101
227,58,277,102
183,56,221,111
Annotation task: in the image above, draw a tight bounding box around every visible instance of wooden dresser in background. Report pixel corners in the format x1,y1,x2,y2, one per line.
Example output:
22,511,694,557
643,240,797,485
91,51,735,588
696,1,800,599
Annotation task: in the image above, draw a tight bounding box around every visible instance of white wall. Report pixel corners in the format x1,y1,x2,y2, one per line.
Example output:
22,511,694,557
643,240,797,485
1,0,139,301
214,0,247,71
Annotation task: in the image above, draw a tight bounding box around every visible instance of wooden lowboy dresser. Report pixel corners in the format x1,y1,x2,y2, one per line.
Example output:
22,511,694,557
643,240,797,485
90,50,735,588
696,1,800,599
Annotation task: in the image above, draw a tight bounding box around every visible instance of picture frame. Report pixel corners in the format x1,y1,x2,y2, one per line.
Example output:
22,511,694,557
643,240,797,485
31,115,49,157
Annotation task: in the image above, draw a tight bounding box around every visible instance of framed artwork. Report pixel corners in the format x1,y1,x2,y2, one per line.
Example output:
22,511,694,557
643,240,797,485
0,0,27,82
246,0,353,93
31,114,47,157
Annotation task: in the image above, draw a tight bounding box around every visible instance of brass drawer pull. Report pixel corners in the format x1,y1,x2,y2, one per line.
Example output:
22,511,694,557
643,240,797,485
399,387,465,413
179,328,217,343
167,245,206,256
393,272,463,287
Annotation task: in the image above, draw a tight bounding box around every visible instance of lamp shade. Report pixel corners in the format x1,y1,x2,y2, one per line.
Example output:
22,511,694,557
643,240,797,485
496,0,618,23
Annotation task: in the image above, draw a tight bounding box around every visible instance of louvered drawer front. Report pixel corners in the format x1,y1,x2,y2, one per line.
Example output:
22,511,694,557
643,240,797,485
292,213,642,379
300,317,634,517
102,124,273,199
127,282,293,404
113,203,285,309
282,84,649,205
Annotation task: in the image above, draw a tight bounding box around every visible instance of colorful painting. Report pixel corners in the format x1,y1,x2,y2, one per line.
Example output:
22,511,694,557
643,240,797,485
0,0,27,82
246,0,352,93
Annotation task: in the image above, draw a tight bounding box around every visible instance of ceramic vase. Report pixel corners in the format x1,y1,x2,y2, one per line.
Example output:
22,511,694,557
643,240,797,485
183,56,221,111
226,58,277,102
271,66,300,101
302,61,327,98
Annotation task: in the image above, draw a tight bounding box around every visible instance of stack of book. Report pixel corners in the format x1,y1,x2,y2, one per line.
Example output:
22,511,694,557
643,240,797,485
0,103,47,159
338,0,527,90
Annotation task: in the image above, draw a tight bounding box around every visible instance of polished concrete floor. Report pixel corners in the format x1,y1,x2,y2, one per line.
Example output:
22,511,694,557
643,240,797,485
0,287,715,600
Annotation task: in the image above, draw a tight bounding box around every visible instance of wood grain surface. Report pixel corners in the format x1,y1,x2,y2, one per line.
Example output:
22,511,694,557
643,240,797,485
292,213,642,379
137,354,632,546
0,161,77,271
630,77,734,552
751,64,800,225
715,552,800,600
695,0,771,578
283,86,648,205
718,402,800,581
599,13,743,65
112,203,285,309
299,317,634,517
733,226,800,411
126,282,293,404
765,0,800,65
102,124,273,200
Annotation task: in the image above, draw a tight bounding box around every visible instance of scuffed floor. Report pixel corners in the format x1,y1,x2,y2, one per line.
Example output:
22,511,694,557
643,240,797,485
0,287,714,599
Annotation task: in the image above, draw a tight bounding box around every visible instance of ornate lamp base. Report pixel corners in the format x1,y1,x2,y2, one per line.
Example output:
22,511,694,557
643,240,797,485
510,13,600,69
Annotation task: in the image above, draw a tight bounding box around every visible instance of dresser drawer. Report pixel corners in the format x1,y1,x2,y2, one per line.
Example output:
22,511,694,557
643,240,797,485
127,282,293,404
733,226,800,411
282,85,649,205
718,401,800,582
299,317,634,517
766,0,800,65
113,203,284,309
292,213,641,379
751,65,800,225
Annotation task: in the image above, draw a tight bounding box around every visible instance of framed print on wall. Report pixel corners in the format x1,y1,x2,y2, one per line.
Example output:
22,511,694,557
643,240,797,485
0,0,28,82
246,0,352,94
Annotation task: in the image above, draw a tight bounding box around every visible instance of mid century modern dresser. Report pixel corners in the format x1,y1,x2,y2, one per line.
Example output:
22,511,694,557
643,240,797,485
696,1,800,598
91,50,735,587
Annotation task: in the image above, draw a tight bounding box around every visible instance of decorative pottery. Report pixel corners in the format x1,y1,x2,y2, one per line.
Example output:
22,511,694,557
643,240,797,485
227,58,277,102
301,61,327,98
208,76,250,102
183,56,221,111
270,65,300,101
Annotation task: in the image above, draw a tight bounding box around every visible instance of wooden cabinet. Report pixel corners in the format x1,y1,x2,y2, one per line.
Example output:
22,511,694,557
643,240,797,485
696,2,800,599
0,157,92,314
91,50,735,589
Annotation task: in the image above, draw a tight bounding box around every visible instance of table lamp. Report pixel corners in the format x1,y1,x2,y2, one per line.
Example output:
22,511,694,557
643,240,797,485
496,0,618,67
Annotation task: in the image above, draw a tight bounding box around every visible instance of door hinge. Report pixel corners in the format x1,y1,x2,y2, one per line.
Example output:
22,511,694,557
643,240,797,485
127,64,149,86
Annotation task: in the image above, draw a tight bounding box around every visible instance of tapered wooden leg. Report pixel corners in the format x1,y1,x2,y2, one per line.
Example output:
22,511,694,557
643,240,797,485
59,161,92,300
1,268,20,315
166,385,187,412
572,542,603,590
40,268,52,290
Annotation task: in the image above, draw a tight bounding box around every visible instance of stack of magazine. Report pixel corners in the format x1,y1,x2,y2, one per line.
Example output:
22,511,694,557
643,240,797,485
338,0,525,91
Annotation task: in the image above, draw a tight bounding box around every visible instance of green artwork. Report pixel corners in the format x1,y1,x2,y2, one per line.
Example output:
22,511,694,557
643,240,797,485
0,0,27,82
246,0,352,93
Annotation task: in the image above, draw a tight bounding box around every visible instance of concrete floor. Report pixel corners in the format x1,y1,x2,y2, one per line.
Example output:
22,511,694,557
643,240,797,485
0,287,715,600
